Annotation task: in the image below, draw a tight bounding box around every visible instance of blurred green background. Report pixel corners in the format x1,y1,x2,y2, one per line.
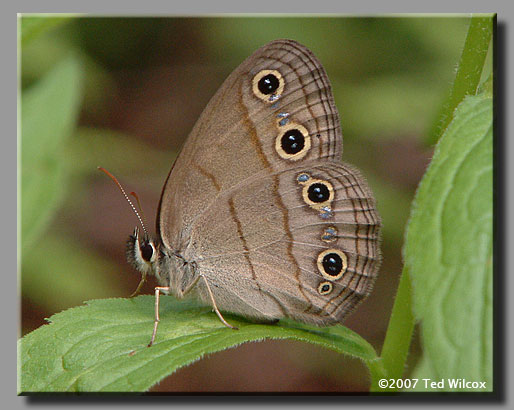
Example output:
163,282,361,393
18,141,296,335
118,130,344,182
20,15,471,392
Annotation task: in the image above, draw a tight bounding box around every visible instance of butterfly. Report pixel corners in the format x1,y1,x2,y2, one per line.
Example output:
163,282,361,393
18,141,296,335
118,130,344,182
121,39,381,346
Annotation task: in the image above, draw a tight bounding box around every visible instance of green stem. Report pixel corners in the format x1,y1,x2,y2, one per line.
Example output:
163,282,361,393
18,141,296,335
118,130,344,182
367,358,388,390
427,14,494,145
370,266,415,392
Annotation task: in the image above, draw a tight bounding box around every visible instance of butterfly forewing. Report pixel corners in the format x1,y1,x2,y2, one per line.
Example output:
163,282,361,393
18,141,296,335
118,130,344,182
158,40,342,250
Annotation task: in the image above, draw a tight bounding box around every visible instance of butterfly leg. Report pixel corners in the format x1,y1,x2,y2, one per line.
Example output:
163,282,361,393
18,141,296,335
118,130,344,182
129,272,147,298
200,274,239,330
148,286,170,347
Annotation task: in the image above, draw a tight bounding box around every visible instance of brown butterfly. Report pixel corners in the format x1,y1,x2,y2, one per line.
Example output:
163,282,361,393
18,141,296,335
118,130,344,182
124,39,381,346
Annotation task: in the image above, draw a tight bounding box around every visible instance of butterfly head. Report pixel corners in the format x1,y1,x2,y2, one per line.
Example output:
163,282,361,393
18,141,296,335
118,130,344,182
126,226,159,278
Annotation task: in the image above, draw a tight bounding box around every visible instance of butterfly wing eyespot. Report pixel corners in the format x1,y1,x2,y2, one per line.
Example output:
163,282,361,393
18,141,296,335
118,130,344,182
275,123,311,161
317,281,333,295
252,69,284,102
308,183,330,203
317,249,348,281
297,176,334,211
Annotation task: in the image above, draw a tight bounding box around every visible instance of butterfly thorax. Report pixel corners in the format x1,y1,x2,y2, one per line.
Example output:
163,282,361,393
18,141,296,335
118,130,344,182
126,227,197,299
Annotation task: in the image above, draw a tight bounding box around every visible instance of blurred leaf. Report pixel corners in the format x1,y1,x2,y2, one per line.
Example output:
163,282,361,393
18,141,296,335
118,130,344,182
427,15,494,145
22,234,125,315
21,55,84,251
21,31,113,116
201,17,466,81
202,17,357,71
20,15,75,46
404,94,492,391
335,74,450,141
64,127,175,186
21,34,75,88
19,297,382,392
401,17,469,61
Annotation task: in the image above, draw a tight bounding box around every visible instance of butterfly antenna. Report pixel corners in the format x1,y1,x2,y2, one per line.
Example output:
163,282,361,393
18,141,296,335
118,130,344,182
97,167,150,239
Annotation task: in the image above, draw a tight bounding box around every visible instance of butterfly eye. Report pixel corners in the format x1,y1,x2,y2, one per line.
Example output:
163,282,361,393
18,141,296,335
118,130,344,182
317,249,348,281
141,241,155,262
252,69,284,102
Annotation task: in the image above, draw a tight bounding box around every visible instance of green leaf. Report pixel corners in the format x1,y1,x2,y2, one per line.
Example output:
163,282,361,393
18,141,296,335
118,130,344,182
404,94,493,391
410,355,436,391
18,297,381,392
21,55,84,251
477,73,493,98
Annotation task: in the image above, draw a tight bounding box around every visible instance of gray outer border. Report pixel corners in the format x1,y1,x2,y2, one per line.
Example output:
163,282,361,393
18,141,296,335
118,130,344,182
10,0,512,408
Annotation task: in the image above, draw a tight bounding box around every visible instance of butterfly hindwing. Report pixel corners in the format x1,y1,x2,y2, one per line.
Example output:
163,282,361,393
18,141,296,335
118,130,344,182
188,160,381,324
